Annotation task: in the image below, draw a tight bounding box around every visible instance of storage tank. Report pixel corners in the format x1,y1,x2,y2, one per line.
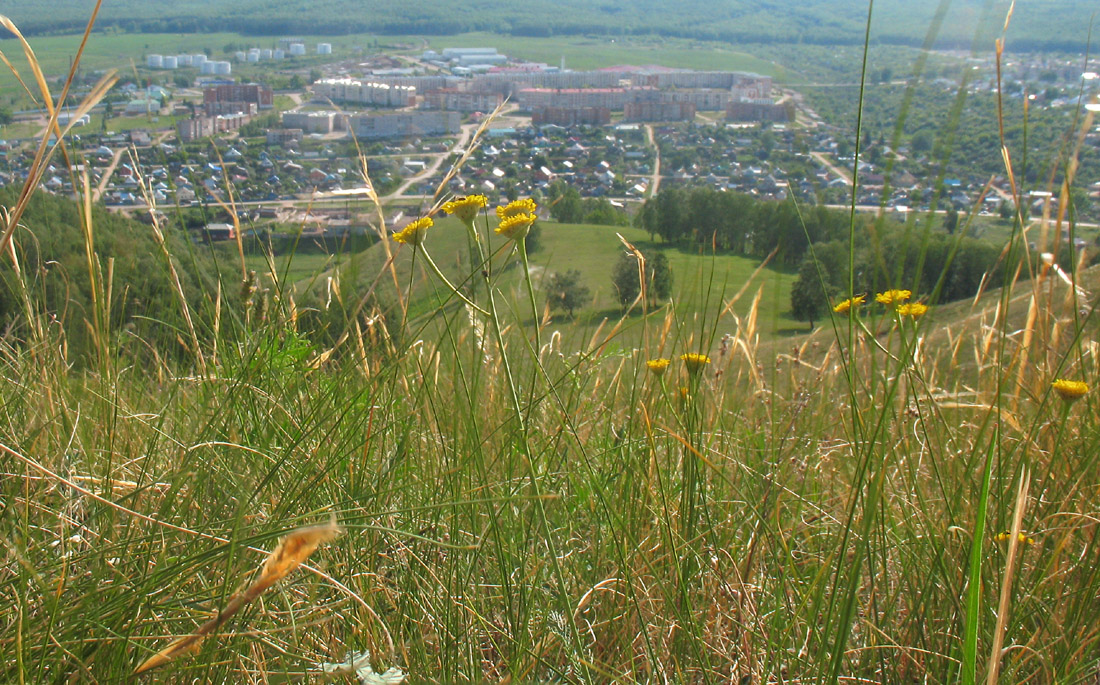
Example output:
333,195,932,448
273,49,285,60
163,56,178,69
147,54,163,69
247,51,260,63
260,49,273,60
200,61,216,75
234,51,247,62
214,61,232,75
177,54,192,66
192,54,208,68
289,43,306,56
317,43,333,55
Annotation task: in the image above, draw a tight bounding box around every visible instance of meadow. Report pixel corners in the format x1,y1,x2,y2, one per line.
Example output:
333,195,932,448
3,8,1100,685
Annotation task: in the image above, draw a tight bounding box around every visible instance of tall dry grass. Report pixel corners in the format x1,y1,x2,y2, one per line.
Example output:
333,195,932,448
1,4,1099,683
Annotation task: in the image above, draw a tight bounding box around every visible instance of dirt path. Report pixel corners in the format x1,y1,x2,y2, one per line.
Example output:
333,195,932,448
644,124,661,197
93,147,124,202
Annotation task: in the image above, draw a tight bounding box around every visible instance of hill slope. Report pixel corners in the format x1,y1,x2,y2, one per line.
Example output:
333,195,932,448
2,0,1096,51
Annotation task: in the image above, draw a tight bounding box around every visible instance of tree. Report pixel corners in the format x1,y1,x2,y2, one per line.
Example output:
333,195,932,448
0,107,12,126
611,252,642,307
546,269,589,318
649,252,673,301
790,255,832,329
943,207,959,235
548,183,583,223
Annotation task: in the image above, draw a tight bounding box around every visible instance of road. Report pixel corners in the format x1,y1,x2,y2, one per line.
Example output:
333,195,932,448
644,124,661,197
382,121,478,200
811,151,853,186
93,147,125,202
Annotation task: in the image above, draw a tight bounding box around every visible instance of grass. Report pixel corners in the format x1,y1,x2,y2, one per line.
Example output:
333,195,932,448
4,6,1100,684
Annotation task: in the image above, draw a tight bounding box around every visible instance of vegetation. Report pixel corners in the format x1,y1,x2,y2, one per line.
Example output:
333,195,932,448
3,0,1098,51
4,5,1100,684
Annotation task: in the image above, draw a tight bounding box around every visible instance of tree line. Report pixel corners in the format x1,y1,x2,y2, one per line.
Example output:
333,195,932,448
634,187,856,268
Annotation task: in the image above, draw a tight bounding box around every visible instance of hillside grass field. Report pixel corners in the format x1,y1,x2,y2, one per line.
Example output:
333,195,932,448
4,6,1100,685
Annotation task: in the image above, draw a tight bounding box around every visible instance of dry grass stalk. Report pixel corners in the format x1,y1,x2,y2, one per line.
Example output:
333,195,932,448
985,468,1030,683
0,9,115,260
134,518,343,675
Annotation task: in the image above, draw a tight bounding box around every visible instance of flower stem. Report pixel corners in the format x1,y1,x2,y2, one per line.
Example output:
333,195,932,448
418,246,489,316
518,237,541,353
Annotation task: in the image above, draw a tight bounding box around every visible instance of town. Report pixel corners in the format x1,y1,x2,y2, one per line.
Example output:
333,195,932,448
1,40,1099,243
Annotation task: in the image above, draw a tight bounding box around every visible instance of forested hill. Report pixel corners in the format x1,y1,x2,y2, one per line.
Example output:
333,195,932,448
1,0,1096,52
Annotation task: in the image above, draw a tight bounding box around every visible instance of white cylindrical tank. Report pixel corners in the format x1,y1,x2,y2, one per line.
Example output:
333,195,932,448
247,51,260,63
260,49,273,60
163,56,178,69
200,62,216,75
214,61,232,75
317,43,332,55
235,51,247,62
177,54,192,66
290,43,306,56
273,49,285,59
147,54,163,69
192,54,208,67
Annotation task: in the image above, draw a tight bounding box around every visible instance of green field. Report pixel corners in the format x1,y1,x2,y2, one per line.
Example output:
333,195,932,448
311,217,799,342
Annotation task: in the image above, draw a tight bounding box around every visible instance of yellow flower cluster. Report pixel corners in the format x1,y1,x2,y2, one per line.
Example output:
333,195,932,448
496,198,537,219
833,294,865,315
875,289,911,305
680,353,711,374
645,358,671,375
1052,378,1089,403
496,212,536,241
391,216,433,246
994,531,1035,545
442,195,488,223
896,302,928,318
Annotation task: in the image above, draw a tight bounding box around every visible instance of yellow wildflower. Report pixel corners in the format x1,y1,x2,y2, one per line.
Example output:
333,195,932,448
496,212,536,241
833,294,866,315
496,197,537,220
875,289,912,305
994,531,1035,545
896,302,928,318
392,216,433,246
442,195,488,223
1052,379,1088,403
646,358,671,376
680,353,711,375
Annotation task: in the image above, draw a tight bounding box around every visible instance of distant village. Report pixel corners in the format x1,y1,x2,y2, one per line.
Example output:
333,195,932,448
1,40,1098,242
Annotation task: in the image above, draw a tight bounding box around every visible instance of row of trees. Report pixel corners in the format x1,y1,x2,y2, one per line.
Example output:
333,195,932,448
787,226,1064,328
634,187,858,267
